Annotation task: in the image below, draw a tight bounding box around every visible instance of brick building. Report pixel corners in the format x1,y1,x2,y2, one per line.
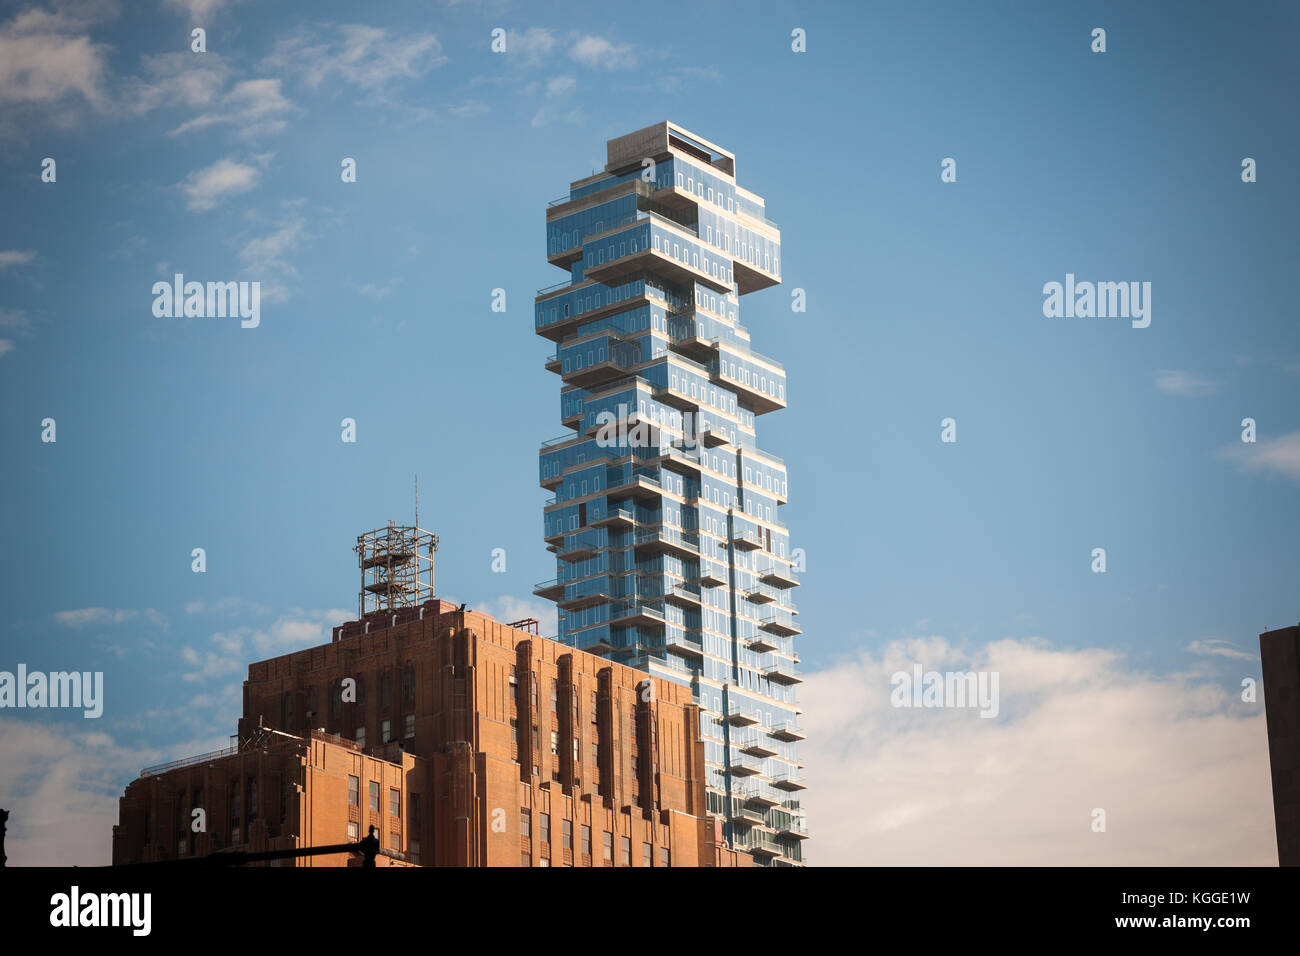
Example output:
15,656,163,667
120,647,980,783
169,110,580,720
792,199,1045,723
113,600,748,867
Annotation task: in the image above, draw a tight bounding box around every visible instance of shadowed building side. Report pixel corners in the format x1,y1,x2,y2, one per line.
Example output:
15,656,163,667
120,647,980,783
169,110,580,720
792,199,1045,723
1261,624,1300,867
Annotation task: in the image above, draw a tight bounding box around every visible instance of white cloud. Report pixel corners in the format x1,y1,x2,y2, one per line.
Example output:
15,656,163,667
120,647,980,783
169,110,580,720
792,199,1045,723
546,74,576,97
358,278,400,300
162,0,245,20
0,9,109,114
569,34,635,70
0,249,35,270
54,606,166,628
1221,430,1300,483
1185,639,1259,662
180,608,350,682
0,308,28,328
179,157,259,210
476,595,558,637
0,339,14,358
1154,369,1217,397
800,635,1275,865
0,718,235,865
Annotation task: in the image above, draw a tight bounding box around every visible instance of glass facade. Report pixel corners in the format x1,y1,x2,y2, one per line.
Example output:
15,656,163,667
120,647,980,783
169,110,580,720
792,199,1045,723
534,123,806,866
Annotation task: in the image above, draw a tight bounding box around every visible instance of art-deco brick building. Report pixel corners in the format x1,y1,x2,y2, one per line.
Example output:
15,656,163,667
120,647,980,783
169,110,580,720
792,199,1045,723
113,598,748,867
1261,623,1300,867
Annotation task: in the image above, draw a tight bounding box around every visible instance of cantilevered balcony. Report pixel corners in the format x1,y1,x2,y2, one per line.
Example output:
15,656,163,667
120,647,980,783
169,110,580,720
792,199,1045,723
696,562,728,588
557,531,602,563
724,706,762,727
738,732,779,759
764,662,802,686
712,363,786,415
757,565,800,589
609,601,665,629
746,634,779,654
633,526,700,560
770,770,806,792
729,753,764,777
533,578,564,602
664,582,703,608
758,611,801,637
734,782,779,809
663,628,703,660
731,529,762,552
769,720,806,742
745,582,778,605
592,506,636,529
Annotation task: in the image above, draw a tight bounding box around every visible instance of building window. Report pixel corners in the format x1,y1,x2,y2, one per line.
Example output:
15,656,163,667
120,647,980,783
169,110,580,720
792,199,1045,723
660,847,670,867
368,780,379,812
248,778,258,814
581,824,591,855
642,842,652,867
602,831,613,863
562,819,572,850
409,840,419,865
231,824,241,845
404,714,415,739
390,833,400,850
550,730,558,756
347,775,359,806
402,663,415,702
389,788,400,817
410,793,420,825
355,677,365,705
620,836,631,866
539,813,550,843
348,821,358,841
355,725,366,748
521,851,530,867
520,808,530,837
382,719,391,743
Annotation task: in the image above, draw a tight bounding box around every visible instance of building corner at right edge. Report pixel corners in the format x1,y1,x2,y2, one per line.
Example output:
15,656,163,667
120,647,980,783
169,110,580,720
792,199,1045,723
535,121,808,865
1260,624,1300,866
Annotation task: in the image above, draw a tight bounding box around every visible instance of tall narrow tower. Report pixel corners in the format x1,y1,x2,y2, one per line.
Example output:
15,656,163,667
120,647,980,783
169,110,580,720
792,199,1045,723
533,122,807,865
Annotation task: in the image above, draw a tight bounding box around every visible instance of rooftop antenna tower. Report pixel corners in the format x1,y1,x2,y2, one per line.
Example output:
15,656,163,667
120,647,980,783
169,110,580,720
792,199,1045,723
354,518,438,619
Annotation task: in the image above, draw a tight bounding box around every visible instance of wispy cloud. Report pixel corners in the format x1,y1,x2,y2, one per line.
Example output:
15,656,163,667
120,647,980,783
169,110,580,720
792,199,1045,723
266,24,446,95
1221,430,1300,483
1154,369,1217,397
161,0,246,20
236,201,309,303
800,635,1274,865
1185,639,1258,662
168,77,295,138
54,606,167,628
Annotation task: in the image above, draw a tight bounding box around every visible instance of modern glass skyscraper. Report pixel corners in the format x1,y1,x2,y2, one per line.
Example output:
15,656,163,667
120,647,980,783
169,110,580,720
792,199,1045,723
534,122,806,866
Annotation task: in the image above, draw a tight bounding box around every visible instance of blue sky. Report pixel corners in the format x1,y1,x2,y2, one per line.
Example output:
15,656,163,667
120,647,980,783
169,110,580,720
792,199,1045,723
1,0,1297,865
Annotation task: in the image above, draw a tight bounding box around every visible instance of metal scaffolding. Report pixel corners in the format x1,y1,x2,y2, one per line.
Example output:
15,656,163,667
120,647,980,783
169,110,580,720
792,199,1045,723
354,522,438,618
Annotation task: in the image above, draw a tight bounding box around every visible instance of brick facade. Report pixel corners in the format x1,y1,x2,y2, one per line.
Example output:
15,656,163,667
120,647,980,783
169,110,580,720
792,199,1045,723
113,600,748,867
